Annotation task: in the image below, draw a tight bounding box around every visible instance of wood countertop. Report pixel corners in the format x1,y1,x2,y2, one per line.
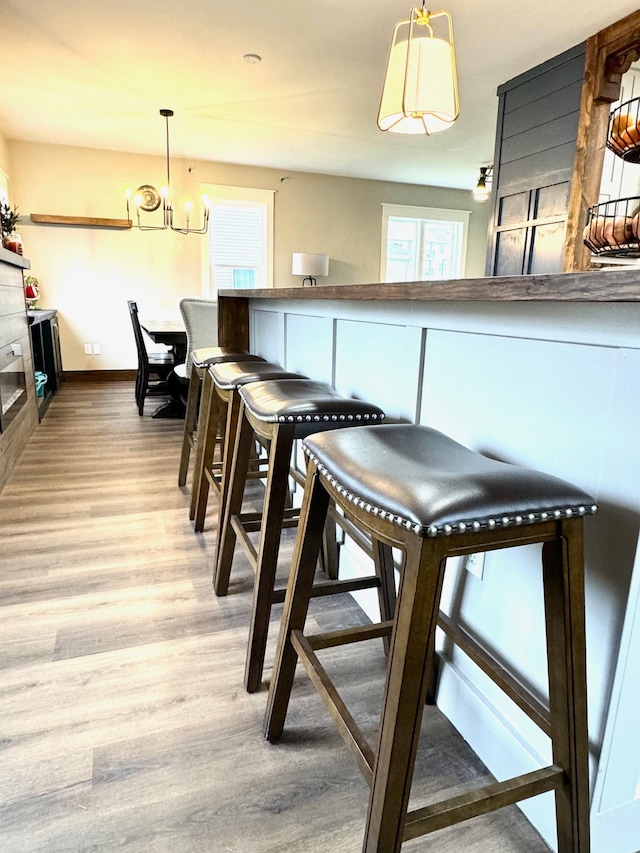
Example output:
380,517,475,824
218,268,640,303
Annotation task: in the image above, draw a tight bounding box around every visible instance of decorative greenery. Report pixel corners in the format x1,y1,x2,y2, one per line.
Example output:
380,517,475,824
0,202,21,237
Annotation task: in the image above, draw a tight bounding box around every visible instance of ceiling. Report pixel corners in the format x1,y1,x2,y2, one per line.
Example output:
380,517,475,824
1,1,638,192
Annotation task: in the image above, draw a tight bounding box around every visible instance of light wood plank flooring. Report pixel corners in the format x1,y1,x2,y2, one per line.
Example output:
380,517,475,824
0,382,551,852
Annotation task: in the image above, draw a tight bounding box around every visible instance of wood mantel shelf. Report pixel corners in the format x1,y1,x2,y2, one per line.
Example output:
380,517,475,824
218,268,640,303
30,214,132,229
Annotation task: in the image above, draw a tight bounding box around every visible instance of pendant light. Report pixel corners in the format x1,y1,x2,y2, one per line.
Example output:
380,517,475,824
377,5,459,135
125,109,210,234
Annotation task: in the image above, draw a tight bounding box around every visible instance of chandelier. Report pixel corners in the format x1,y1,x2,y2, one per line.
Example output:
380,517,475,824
377,5,459,135
125,109,210,234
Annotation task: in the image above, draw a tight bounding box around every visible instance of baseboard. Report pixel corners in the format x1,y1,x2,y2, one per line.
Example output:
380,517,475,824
62,370,136,382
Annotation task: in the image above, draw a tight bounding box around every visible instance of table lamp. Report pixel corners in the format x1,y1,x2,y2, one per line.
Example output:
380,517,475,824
291,252,329,286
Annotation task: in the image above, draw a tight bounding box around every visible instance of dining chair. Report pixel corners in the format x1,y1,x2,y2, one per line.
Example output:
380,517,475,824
127,300,175,416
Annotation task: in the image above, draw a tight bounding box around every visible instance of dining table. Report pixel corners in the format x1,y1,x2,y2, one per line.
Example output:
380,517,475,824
139,318,188,366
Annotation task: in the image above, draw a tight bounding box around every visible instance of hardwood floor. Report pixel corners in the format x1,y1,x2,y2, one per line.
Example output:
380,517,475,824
0,383,551,852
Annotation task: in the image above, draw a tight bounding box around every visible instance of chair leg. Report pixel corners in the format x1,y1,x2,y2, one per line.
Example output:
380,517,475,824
542,520,590,853
264,462,331,741
193,390,225,532
189,370,216,522
245,426,296,693
372,539,397,654
214,392,242,542
321,514,340,580
213,403,254,596
178,366,201,487
362,537,448,853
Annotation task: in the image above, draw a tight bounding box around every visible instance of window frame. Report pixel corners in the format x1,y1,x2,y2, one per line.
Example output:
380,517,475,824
380,203,470,282
200,184,275,297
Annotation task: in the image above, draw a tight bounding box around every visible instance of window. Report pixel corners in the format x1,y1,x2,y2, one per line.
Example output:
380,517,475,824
200,185,274,296
381,204,470,282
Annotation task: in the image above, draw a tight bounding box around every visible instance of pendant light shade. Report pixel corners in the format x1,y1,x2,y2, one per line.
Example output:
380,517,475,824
378,6,459,135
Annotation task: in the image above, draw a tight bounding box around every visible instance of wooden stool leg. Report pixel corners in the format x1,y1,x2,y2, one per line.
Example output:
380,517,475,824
245,425,295,693
192,382,226,532
372,539,397,654
178,366,201,486
189,369,216,521
213,403,254,596
264,463,330,741
363,537,448,853
321,514,340,580
215,391,242,545
542,520,590,853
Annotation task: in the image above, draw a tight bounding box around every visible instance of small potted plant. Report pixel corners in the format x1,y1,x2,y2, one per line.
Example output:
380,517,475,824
0,202,23,253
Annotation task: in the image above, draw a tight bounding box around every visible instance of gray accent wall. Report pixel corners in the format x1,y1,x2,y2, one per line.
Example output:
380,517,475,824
487,43,586,276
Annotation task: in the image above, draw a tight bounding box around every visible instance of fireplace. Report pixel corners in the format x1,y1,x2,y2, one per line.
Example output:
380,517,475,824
0,341,27,432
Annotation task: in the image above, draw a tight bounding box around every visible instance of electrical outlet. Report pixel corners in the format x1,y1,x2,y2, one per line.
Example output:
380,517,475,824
84,343,92,355
463,551,485,580
92,343,102,355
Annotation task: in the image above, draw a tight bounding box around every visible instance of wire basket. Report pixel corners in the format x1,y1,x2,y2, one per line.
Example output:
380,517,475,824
607,98,640,162
583,196,640,257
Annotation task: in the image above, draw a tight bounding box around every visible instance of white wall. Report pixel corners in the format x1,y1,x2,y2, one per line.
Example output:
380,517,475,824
6,139,490,372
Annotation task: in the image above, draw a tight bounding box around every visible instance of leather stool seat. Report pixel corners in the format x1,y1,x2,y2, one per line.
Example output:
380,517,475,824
215,378,389,694
193,346,256,367
211,359,303,389
238,378,385,430
178,347,262,488
265,423,597,853
190,360,305,531
303,424,597,536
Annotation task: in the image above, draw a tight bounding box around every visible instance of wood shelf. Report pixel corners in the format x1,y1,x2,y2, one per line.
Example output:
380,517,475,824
30,214,132,229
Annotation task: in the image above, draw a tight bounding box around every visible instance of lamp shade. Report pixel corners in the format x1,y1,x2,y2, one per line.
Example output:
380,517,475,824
291,253,329,277
378,8,459,135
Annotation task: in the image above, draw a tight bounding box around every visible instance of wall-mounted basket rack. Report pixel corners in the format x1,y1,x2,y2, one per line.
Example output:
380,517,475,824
607,97,640,163
583,196,640,257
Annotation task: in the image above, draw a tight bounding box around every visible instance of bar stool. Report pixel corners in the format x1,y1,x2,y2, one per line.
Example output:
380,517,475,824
190,360,305,532
178,346,259,488
264,424,596,853
215,378,391,694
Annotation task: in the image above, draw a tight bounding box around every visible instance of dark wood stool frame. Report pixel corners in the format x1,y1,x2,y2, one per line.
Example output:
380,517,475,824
189,366,226,527
215,398,397,694
265,457,591,853
178,358,208,489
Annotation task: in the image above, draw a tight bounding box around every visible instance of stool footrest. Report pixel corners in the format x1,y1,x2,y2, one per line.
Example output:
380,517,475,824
308,575,382,599
291,628,376,784
306,620,394,651
403,765,565,841
271,575,384,606
437,611,551,736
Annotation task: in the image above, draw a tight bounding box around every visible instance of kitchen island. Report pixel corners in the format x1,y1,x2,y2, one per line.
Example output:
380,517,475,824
218,268,640,852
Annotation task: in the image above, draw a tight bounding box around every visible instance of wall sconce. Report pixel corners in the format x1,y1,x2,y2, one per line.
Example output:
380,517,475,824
473,166,493,202
377,5,459,135
291,253,329,286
